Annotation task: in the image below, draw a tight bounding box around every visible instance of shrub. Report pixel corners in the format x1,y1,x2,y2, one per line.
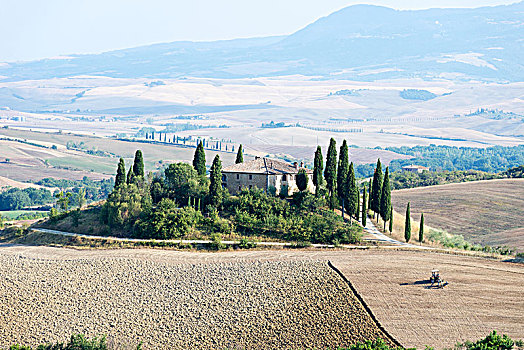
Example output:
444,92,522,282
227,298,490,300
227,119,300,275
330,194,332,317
209,233,226,250
134,199,202,239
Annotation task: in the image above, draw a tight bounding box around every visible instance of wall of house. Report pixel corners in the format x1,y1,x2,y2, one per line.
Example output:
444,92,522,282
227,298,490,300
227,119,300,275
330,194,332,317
224,172,315,196
222,172,269,195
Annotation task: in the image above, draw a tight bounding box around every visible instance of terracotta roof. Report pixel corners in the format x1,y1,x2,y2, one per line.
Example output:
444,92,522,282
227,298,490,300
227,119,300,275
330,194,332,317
223,157,312,175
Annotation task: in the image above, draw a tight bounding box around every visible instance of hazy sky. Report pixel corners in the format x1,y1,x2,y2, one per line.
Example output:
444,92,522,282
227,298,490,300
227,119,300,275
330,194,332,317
0,0,519,62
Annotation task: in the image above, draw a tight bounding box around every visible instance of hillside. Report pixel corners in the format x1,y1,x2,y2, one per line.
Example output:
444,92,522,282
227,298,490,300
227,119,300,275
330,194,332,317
0,3,522,82
391,178,524,250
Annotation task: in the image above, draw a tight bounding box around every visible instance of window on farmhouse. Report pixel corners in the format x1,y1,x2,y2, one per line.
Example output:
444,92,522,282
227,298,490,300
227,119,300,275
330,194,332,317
236,174,239,179
249,174,252,180
283,174,287,181
222,175,227,181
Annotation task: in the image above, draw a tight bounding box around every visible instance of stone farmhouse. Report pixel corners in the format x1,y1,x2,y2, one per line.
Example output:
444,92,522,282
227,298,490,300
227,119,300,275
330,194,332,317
402,164,430,173
222,157,314,195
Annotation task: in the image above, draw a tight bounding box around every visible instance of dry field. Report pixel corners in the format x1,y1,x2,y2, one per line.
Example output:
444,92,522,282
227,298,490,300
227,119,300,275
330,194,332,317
391,179,524,251
0,129,236,182
0,246,522,349
0,252,395,349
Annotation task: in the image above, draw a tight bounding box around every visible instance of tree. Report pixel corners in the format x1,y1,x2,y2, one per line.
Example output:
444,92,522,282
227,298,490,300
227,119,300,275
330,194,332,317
126,165,134,184
368,179,372,209
419,213,424,242
324,138,337,208
356,190,360,221
132,150,144,178
380,167,391,230
55,191,73,212
115,158,126,188
371,159,383,217
389,206,393,233
236,144,244,164
345,162,358,218
209,155,223,207
193,141,206,176
296,168,308,192
405,202,411,242
313,146,323,196
337,140,349,202
76,188,86,209
361,187,367,226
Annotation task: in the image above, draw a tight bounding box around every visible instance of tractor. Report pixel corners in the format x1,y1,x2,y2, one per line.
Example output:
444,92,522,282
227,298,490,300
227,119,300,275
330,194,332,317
429,269,447,288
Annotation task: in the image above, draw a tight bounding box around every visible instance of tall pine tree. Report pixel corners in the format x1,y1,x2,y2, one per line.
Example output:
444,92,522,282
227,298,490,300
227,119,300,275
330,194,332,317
209,155,223,208
313,146,323,196
345,162,358,218
405,202,411,242
115,158,126,188
371,159,383,217
235,145,244,164
193,141,206,176
380,167,392,230
324,138,337,209
362,187,367,226
419,213,424,242
132,150,144,178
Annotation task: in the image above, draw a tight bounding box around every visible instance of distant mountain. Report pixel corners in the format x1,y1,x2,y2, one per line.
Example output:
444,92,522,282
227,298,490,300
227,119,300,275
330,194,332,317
1,3,523,82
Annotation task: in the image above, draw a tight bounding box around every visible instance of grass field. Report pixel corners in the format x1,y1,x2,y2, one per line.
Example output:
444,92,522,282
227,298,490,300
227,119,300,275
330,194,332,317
391,179,524,251
0,210,48,220
0,246,521,349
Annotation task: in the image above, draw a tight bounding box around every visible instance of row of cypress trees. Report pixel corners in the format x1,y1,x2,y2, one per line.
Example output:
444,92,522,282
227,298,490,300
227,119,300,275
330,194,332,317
368,159,424,243
312,138,361,220
114,150,145,188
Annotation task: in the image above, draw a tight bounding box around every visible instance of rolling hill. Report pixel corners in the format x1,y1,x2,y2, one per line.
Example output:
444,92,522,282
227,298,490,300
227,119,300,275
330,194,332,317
0,3,523,82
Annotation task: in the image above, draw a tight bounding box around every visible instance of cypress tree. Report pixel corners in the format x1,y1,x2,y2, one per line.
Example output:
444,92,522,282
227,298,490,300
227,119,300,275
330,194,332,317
419,213,424,242
371,159,383,217
368,179,372,209
389,206,393,233
235,145,244,164
337,140,349,201
193,141,206,176
380,167,391,231
324,138,337,208
313,146,323,196
209,155,223,208
405,202,411,242
362,187,367,226
345,162,358,218
356,190,360,221
114,158,126,188
132,150,144,178
296,169,308,192
126,165,134,184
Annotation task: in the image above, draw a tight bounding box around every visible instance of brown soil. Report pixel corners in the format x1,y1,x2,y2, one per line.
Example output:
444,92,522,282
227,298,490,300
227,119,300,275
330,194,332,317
391,179,524,251
0,246,522,349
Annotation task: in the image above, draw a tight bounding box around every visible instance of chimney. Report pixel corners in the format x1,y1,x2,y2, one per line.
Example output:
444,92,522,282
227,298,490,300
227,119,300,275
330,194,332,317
293,162,298,170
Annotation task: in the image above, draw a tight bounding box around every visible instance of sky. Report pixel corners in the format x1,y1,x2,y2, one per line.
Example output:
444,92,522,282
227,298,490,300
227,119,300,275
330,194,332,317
0,0,520,62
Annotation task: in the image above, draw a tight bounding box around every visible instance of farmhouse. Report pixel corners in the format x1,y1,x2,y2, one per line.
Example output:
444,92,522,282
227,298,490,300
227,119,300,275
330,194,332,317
402,164,429,173
222,157,314,195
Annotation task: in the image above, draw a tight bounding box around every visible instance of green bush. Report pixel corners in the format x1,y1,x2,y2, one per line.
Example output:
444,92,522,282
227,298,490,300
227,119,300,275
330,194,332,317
9,334,108,350
134,199,202,239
